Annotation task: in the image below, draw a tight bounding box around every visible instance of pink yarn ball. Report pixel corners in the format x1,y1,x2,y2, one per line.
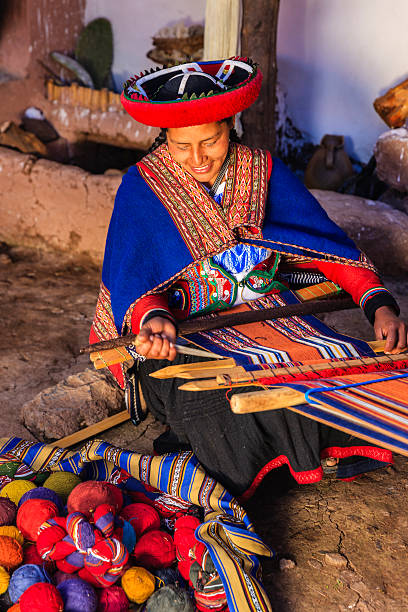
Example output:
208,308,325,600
97,586,129,612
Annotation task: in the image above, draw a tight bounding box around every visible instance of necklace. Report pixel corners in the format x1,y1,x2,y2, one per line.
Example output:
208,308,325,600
208,149,230,199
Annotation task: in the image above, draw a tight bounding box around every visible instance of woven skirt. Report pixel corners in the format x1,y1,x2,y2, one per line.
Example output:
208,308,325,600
138,354,392,499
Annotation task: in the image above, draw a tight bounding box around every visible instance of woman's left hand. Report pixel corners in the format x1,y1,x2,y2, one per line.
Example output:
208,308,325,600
374,306,408,354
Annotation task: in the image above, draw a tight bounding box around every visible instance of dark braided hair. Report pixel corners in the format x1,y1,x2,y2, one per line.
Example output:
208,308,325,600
147,117,240,154
148,128,168,154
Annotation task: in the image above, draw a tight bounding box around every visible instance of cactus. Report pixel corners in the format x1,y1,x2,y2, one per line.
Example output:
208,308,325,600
75,18,113,90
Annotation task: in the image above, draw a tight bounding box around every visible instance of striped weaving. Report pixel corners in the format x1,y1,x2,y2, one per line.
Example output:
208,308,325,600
185,290,374,368
282,370,408,456
0,437,274,612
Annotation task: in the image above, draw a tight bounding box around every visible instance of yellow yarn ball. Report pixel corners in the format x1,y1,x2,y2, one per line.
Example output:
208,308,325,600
0,480,36,505
0,566,9,595
43,472,82,502
0,526,24,546
121,566,155,603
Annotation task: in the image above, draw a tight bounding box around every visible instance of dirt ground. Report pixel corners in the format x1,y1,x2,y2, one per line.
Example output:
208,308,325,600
1,243,408,611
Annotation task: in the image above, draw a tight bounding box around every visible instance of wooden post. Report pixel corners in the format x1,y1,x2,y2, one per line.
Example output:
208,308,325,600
240,0,280,151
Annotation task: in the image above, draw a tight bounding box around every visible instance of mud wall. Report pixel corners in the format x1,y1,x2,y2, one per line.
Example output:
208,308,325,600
2,145,408,273
0,146,121,264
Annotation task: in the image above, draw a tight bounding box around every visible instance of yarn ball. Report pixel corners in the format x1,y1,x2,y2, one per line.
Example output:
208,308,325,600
19,582,63,612
0,565,10,594
154,567,185,588
119,503,160,538
97,586,129,612
57,577,98,612
121,566,155,604
17,499,59,542
0,462,20,478
173,516,201,562
145,585,194,612
67,482,121,519
53,570,75,586
19,487,63,513
0,525,23,545
8,563,49,603
8,604,21,612
0,535,23,570
0,497,17,526
23,542,42,565
0,480,36,506
133,529,176,569
43,472,82,502
104,483,123,512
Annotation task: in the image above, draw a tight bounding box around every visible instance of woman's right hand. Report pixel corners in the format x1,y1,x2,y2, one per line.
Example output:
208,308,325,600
136,316,177,361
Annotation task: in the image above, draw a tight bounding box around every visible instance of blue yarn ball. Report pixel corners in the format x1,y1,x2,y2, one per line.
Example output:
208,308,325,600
18,486,64,513
57,577,98,612
8,564,49,603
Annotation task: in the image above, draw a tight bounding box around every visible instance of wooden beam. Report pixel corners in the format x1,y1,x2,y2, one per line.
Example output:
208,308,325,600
240,0,280,150
54,410,130,448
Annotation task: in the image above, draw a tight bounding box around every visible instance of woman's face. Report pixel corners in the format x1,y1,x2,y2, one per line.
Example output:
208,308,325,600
166,120,231,187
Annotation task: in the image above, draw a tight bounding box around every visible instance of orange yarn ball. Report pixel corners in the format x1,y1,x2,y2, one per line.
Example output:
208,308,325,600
0,535,23,570
8,604,21,612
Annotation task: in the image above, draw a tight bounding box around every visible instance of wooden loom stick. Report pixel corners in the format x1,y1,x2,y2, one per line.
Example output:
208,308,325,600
80,289,354,355
150,340,389,380
54,410,130,448
177,349,408,391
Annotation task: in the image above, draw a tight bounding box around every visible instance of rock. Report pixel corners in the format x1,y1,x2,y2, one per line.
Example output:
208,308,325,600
311,189,408,275
323,552,347,568
374,128,408,192
307,558,322,569
279,558,296,571
21,368,124,440
0,253,12,265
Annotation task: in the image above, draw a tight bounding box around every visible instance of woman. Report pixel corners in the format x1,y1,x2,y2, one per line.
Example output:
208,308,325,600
91,58,407,496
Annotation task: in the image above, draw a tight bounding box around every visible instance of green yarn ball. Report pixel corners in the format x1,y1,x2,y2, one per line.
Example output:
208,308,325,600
43,472,82,502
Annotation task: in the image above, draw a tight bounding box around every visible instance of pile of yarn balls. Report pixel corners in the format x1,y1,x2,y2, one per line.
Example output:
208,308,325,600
0,460,228,611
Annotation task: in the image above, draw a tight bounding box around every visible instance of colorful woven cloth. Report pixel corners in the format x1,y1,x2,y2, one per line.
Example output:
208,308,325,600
0,438,274,612
183,290,375,368
280,370,408,456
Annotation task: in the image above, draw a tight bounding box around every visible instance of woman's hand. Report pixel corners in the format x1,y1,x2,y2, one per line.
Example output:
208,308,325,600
374,306,408,354
136,316,177,361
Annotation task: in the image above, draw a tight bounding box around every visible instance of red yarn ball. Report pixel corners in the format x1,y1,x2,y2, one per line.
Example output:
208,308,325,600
19,582,63,612
119,503,160,538
17,499,59,542
0,497,17,526
97,586,129,612
174,516,201,562
67,482,122,519
133,529,175,569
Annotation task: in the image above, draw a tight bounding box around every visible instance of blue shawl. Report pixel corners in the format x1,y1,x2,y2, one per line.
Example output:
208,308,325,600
101,149,365,334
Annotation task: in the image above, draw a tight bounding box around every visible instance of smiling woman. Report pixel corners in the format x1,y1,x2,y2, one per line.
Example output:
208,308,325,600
166,120,231,187
90,58,407,499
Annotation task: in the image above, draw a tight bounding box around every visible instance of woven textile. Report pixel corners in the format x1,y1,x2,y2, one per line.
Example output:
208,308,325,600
0,438,273,612
281,370,408,456
183,290,375,368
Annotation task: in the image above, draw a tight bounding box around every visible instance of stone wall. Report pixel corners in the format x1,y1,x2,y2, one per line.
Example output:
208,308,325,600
1,144,408,273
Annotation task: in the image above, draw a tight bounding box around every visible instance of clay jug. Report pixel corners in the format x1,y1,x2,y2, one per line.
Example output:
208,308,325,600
304,134,354,190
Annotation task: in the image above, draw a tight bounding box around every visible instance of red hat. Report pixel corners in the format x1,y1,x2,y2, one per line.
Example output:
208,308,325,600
121,58,262,127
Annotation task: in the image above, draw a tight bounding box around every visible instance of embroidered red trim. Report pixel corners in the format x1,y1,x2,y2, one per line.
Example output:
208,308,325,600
239,445,392,502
